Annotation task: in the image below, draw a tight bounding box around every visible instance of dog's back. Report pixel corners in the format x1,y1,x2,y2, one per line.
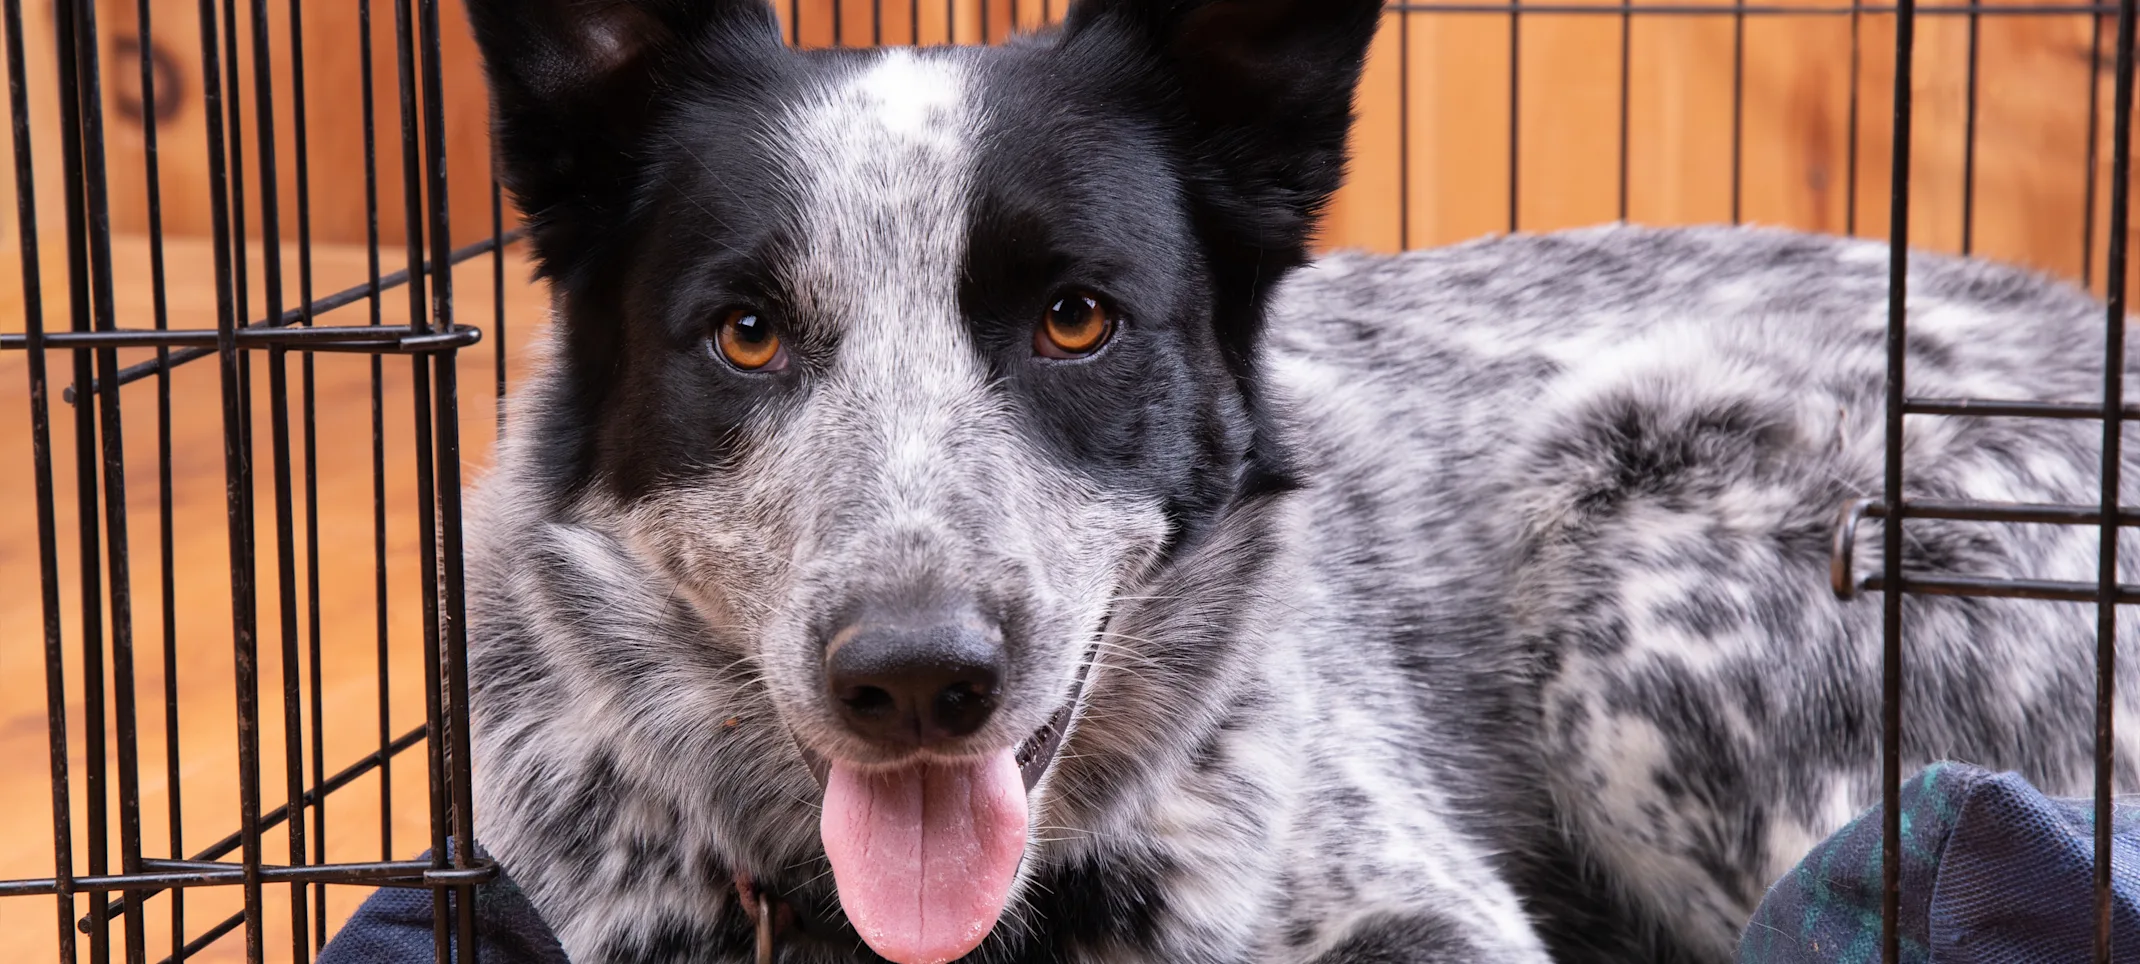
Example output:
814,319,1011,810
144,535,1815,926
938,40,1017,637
1261,223,2140,961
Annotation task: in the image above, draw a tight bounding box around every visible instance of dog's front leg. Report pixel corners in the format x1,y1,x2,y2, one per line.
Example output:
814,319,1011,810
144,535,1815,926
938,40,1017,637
1268,797,1552,964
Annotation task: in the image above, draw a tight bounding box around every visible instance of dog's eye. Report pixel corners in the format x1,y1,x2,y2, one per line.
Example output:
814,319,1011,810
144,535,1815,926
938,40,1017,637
713,309,787,372
1035,292,1116,359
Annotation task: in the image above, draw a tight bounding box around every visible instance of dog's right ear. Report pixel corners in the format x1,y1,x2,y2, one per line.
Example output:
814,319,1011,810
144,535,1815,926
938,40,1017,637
462,0,783,276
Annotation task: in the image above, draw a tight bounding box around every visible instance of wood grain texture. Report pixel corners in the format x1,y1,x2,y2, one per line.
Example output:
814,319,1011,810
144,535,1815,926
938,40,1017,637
0,0,498,249
1326,0,2130,299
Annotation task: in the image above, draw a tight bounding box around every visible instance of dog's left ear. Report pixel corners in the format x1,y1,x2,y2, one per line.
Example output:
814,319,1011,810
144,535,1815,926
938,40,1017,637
1060,0,1384,265
1060,0,1382,499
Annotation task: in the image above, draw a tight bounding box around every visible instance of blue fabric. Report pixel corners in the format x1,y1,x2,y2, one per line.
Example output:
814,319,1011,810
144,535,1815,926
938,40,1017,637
314,851,567,964
1738,762,2140,963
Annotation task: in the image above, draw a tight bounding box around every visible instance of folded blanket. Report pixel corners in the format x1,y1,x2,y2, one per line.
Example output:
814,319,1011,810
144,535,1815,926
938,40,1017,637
1738,762,2140,964
314,852,566,964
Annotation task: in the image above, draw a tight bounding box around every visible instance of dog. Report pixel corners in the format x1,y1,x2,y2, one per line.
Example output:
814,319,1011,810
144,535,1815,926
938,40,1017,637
456,0,2140,961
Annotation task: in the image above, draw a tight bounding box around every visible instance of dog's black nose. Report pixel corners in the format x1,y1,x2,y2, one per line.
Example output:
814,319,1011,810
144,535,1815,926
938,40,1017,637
825,619,1003,748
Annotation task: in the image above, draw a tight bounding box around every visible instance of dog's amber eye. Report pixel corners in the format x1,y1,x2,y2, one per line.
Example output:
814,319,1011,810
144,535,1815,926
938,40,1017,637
1036,292,1115,359
714,309,786,371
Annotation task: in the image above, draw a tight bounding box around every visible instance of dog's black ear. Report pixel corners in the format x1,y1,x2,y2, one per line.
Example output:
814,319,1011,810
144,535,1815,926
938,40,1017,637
1061,0,1383,262
462,0,783,277
1059,0,1382,500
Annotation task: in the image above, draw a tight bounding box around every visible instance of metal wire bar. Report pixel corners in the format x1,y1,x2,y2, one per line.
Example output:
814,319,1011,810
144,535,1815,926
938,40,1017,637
54,233,518,400
157,910,241,964
1509,0,1521,232
238,3,317,957
2088,8,2107,289
361,0,396,884
213,0,268,953
217,0,254,497
494,176,507,434
1881,498,2140,526
1847,0,1862,234
131,0,186,957
1906,397,2140,419
5,859,498,899
3,325,483,352
283,0,330,943
410,0,485,950
1881,0,1918,959
51,5,114,963
384,0,456,956
1399,6,1411,249
7,0,77,960
1834,499,2140,598
2096,0,2136,952
79,0,146,958
1960,0,1980,254
1862,573,2140,603
170,2,245,960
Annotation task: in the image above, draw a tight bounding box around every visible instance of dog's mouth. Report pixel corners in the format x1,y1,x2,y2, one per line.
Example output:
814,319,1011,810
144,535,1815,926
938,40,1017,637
790,655,1091,964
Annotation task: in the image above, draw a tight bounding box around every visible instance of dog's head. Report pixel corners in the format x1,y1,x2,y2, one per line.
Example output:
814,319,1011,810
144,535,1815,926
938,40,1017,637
465,1,1378,959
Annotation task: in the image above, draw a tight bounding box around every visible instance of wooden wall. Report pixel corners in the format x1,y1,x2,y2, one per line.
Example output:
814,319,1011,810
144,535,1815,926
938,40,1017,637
1330,0,2122,296
0,0,494,252
0,0,2124,285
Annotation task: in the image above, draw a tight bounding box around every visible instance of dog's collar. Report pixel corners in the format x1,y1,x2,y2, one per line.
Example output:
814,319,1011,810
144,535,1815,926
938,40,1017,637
1015,652,1093,789
735,875,782,964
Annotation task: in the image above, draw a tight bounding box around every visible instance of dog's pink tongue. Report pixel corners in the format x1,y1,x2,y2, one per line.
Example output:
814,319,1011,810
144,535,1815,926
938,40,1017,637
821,752,1028,964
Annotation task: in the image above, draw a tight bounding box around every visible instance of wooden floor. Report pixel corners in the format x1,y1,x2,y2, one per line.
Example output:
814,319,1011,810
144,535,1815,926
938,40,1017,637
0,233,547,964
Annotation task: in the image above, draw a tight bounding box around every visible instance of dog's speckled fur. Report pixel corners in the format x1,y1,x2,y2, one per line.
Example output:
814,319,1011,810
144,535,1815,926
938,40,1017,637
459,1,2140,961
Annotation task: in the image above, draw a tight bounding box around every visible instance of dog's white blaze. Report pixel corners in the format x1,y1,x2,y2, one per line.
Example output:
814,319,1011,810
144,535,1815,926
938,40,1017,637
775,50,996,523
861,51,964,140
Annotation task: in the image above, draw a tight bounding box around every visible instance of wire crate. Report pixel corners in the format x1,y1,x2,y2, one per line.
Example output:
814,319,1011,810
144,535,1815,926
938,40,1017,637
0,0,2130,962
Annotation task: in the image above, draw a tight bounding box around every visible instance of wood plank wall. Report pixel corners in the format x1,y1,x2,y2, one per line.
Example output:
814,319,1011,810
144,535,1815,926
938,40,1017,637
1330,0,2122,296
0,0,2124,284
0,0,495,251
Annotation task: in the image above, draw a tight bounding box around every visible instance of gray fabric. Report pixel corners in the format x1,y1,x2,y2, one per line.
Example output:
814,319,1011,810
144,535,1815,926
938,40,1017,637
316,851,568,964
1738,763,2140,964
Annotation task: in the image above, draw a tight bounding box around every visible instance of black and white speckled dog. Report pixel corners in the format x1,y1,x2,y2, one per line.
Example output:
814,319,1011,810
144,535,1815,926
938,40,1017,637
457,0,2140,961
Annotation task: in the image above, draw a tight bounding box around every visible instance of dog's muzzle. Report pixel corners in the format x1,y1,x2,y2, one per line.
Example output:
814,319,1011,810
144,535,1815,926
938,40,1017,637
788,651,1092,792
